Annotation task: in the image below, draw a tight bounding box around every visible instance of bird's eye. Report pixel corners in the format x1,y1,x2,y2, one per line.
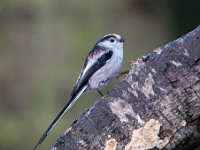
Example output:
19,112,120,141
109,39,115,43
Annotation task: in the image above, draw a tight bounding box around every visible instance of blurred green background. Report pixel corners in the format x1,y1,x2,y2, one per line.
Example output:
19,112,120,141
0,0,199,149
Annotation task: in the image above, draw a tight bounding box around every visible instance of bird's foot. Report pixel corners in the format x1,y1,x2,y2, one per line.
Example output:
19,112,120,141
98,90,104,96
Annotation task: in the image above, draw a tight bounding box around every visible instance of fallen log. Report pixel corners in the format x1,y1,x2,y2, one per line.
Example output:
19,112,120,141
53,25,200,150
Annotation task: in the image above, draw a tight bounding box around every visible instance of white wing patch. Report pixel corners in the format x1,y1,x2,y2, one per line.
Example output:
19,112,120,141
81,59,96,79
73,49,108,92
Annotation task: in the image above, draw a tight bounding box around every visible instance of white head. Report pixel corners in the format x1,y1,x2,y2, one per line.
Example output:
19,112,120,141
97,33,125,53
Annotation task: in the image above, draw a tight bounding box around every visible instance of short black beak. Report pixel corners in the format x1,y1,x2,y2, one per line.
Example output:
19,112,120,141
120,37,125,42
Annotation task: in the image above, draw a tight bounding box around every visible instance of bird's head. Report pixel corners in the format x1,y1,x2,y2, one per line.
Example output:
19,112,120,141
97,33,125,52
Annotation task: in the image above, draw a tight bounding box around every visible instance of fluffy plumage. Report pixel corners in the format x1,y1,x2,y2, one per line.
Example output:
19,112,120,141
34,33,125,150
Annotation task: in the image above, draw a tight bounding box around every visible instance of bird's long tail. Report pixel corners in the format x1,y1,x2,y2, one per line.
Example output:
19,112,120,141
33,85,88,150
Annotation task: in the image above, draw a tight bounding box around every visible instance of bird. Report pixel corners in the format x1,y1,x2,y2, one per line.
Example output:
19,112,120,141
34,33,125,150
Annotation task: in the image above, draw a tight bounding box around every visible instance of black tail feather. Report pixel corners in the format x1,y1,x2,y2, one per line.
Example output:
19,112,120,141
33,85,87,150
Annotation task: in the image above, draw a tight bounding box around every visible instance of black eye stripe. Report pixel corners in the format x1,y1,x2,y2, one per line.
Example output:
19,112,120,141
99,35,117,42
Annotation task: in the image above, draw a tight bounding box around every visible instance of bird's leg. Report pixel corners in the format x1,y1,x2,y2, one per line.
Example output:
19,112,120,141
115,71,129,80
98,90,104,96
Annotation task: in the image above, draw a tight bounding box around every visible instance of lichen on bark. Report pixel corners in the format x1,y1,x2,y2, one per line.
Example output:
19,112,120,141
53,26,200,150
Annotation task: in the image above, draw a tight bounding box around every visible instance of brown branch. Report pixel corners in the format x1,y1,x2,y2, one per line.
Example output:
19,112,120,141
53,25,200,150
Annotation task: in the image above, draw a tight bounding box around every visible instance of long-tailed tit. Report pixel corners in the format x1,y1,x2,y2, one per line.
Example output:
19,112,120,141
34,33,125,149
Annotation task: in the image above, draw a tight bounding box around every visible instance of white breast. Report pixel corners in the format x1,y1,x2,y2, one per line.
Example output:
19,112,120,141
88,52,123,90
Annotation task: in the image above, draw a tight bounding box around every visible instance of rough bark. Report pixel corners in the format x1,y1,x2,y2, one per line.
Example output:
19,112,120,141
53,26,200,150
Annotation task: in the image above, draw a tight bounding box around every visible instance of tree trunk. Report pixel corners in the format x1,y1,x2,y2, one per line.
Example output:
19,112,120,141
53,26,200,150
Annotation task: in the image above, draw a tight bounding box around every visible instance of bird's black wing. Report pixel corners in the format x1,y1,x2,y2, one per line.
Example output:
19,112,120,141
71,49,113,99
33,49,113,150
